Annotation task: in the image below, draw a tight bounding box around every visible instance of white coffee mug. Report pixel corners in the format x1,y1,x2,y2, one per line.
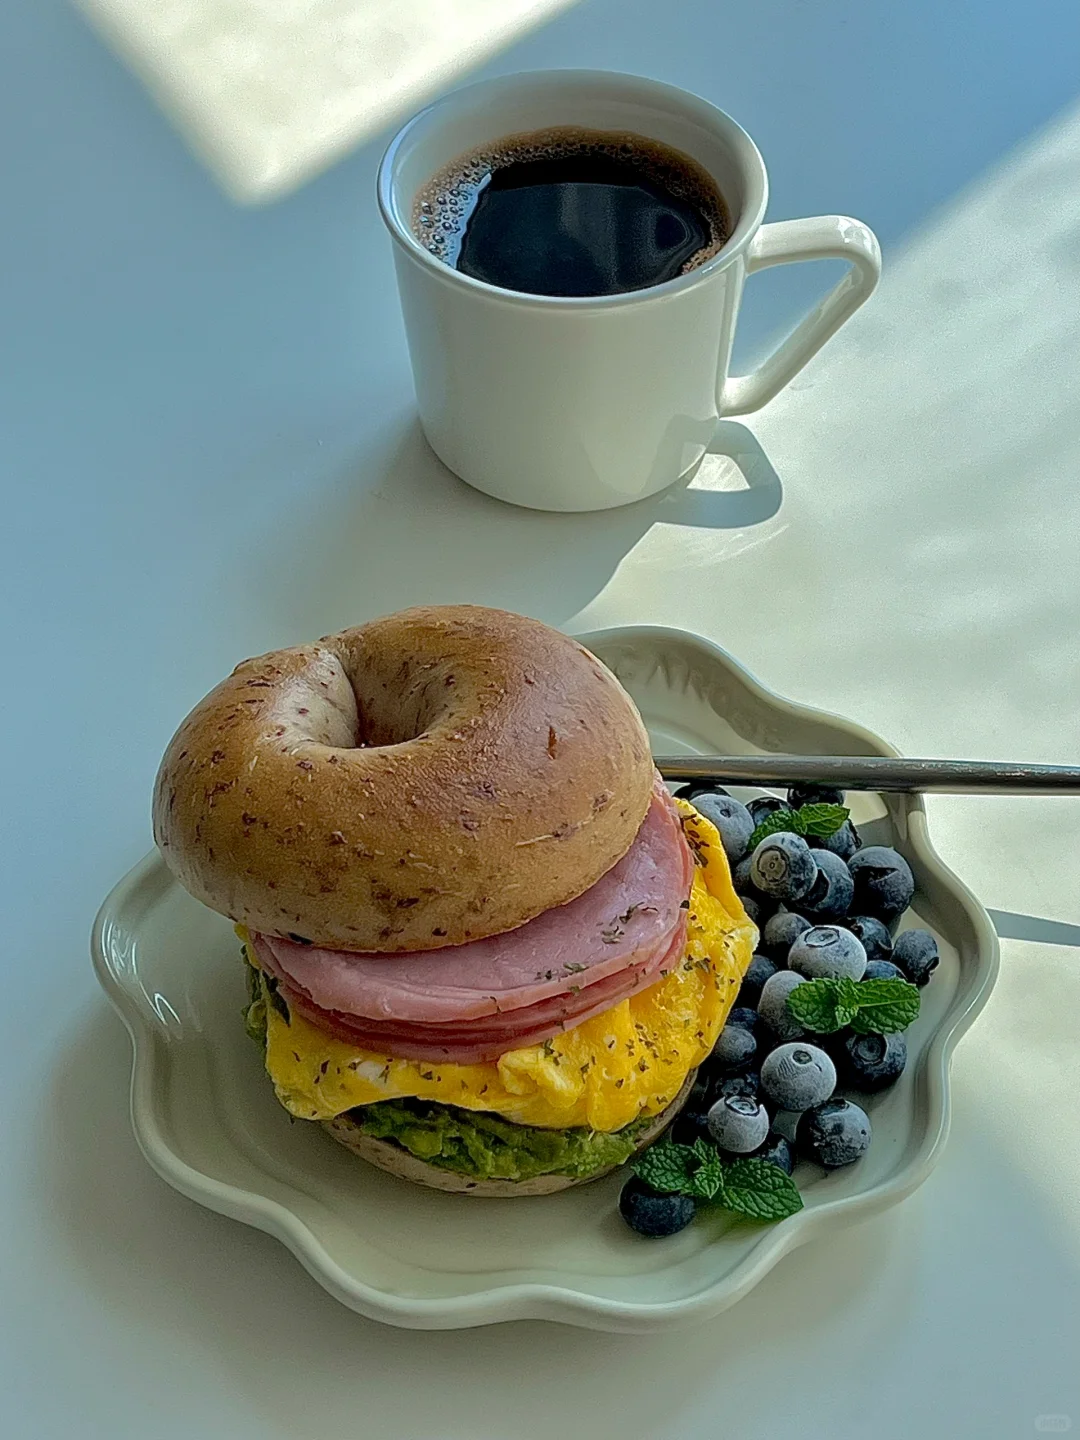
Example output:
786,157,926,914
378,71,881,512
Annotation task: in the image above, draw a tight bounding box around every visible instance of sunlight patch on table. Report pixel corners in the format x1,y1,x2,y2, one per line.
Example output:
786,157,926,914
77,0,581,201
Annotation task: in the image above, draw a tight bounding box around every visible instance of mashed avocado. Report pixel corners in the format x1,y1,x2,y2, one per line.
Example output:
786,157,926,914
351,1096,650,1182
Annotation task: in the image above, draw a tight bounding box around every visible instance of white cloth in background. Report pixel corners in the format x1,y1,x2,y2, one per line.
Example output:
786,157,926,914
76,0,576,202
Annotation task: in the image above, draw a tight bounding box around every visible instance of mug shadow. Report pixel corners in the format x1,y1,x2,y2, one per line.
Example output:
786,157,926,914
39,999,895,1440
677,420,785,529
245,415,783,642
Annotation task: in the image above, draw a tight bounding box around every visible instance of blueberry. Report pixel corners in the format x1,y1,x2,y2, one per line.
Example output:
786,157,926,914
693,793,755,864
670,1106,712,1146
706,1095,771,1153
798,1098,872,1168
845,916,894,964
892,928,940,986
750,832,817,902
686,1071,711,1111
863,958,906,983
760,1042,837,1111
619,1177,696,1237
710,1070,761,1105
840,1031,907,1092
757,969,808,1040
674,782,730,802
738,954,778,1006
732,855,756,896
727,1006,761,1034
752,1028,783,1067
747,795,787,825
741,894,764,927
800,850,855,921
847,846,915,924
710,1023,757,1072
746,1130,795,1175
761,910,812,961
788,925,867,981
809,819,861,861
809,1026,852,1065
788,783,845,810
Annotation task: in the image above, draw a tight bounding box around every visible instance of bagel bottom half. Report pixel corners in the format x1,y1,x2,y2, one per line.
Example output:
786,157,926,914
320,1073,697,1197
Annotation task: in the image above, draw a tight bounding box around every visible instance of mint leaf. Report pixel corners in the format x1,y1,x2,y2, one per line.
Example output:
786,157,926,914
847,978,920,1034
718,1159,803,1222
835,976,865,1011
747,808,802,850
787,975,919,1035
787,977,860,1033
632,1140,695,1194
796,802,851,838
687,1139,725,1200
635,1137,726,1200
747,802,850,852
690,1137,714,1165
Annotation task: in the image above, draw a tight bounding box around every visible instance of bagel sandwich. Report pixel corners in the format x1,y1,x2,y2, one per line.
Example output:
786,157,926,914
154,606,757,1194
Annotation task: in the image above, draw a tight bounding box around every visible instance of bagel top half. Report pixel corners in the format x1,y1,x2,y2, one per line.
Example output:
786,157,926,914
152,606,654,952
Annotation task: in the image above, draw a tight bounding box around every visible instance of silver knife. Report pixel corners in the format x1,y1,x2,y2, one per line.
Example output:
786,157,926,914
652,754,1080,795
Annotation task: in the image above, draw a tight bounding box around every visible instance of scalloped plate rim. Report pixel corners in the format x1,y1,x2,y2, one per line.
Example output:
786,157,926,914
91,625,999,1331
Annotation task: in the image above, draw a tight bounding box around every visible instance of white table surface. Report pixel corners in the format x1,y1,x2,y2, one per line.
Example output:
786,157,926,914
4,2,1080,1437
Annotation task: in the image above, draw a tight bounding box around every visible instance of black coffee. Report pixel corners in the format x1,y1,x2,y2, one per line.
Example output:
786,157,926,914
413,128,730,297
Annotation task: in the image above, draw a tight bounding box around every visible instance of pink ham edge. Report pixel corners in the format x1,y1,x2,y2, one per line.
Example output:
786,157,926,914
267,917,689,1064
255,780,693,1024
254,920,687,1045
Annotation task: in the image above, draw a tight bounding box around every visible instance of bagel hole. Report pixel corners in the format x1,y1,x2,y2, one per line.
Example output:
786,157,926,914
331,645,461,751
351,681,454,751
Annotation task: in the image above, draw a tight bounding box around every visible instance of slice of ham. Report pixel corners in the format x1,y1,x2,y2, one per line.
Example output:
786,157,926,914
265,916,688,1063
254,781,693,1025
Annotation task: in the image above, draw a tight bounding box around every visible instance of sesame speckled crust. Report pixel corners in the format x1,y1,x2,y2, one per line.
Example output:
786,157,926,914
152,605,654,953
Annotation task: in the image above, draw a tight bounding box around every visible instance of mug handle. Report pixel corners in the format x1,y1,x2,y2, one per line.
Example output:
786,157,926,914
719,215,882,416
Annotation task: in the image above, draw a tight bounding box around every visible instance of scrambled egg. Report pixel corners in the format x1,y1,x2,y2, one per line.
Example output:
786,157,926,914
243,801,757,1133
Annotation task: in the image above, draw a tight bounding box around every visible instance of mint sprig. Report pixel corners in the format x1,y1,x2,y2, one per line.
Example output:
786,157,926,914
748,802,850,852
633,1139,803,1222
787,976,863,1031
787,975,919,1035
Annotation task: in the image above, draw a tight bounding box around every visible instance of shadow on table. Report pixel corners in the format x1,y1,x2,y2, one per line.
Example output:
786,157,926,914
989,910,1080,948
249,417,782,643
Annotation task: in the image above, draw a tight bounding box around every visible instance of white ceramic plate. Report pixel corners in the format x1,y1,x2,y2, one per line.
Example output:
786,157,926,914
92,626,998,1331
